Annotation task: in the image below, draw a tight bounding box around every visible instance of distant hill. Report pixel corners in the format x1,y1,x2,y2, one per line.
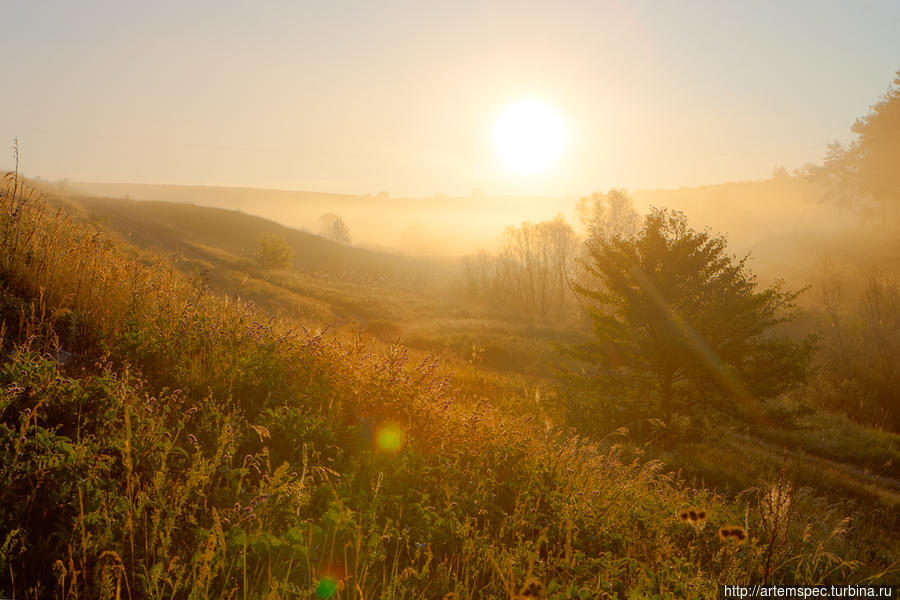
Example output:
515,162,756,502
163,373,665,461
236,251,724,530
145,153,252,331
69,194,440,281
74,177,856,259
632,177,847,254
749,223,900,292
73,182,572,255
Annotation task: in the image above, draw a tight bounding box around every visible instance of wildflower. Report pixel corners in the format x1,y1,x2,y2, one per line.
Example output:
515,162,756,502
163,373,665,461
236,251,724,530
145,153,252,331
718,525,748,543
678,507,708,529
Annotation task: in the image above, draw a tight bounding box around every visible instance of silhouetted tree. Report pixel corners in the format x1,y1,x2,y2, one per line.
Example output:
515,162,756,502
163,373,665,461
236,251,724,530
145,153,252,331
496,215,578,319
561,208,815,432
256,233,294,269
573,189,642,301
575,188,641,244
771,166,791,181
813,69,900,223
817,273,900,431
319,213,352,245
462,216,579,319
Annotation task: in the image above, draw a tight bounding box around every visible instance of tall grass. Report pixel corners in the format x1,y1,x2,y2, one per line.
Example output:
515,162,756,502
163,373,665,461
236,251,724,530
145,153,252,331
0,172,895,597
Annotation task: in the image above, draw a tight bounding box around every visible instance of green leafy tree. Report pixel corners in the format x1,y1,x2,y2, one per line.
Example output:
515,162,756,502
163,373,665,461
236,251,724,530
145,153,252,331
562,208,815,432
256,233,294,269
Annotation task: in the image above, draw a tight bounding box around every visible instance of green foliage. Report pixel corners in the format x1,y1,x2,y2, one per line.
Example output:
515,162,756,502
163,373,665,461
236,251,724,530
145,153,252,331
751,400,900,478
563,207,816,431
256,233,295,269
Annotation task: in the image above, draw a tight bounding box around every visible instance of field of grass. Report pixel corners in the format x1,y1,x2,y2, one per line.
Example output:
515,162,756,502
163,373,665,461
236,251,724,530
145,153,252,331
68,192,900,495
1,176,898,598
41,186,900,490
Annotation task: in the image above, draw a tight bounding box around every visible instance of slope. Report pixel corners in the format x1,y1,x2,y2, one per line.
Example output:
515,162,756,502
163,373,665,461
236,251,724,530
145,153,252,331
4,175,895,597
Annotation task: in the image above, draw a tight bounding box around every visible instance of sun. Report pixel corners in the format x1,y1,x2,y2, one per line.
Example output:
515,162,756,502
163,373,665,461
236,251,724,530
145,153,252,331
493,100,566,174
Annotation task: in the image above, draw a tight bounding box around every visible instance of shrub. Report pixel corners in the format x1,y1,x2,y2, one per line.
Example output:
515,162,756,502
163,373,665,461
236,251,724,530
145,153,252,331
255,233,294,269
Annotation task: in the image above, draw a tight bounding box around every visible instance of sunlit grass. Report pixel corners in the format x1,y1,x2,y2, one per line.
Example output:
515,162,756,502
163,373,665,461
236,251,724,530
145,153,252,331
1,173,896,597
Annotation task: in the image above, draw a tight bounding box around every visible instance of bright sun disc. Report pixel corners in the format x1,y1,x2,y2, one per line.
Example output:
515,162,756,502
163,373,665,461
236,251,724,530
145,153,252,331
494,100,565,174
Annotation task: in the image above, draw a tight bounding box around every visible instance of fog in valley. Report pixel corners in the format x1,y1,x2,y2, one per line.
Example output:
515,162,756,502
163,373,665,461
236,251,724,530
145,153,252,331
2,2,900,597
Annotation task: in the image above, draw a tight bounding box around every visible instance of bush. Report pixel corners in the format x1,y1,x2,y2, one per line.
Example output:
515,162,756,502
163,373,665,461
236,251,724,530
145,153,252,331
255,233,294,269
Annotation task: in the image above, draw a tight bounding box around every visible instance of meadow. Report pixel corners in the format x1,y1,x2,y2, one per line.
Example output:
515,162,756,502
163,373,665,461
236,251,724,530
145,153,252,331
1,169,898,599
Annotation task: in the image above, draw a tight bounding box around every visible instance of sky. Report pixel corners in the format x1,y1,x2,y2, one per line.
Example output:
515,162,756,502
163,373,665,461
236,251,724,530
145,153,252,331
2,0,899,198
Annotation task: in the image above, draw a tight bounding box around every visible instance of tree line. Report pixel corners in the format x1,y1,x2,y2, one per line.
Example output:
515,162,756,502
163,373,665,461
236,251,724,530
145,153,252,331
810,68,900,223
461,190,641,320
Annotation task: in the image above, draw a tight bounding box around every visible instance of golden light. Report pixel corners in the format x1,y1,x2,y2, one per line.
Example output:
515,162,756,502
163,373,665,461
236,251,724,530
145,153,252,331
493,100,566,174
375,423,404,453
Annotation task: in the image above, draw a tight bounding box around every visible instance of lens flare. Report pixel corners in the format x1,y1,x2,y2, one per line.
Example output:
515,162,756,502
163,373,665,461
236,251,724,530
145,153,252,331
316,576,338,599
375,423,404,453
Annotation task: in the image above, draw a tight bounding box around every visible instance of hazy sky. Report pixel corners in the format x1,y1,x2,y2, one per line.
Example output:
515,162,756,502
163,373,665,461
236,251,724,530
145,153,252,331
3,1,899,197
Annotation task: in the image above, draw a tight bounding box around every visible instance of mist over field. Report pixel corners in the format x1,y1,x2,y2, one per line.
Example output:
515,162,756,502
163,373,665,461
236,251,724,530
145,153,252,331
2,2,900,597
74,174,849,258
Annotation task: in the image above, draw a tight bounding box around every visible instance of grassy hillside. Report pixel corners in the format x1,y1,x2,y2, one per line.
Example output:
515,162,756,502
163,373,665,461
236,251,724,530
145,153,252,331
55,186,900,469
71,182,571,256
66,194,449,287
2,176,897,598
53,192,582,381
47,186,900,478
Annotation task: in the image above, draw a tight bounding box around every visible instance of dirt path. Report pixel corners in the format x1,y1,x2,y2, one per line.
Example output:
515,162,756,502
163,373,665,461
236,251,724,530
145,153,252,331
728,432,900,505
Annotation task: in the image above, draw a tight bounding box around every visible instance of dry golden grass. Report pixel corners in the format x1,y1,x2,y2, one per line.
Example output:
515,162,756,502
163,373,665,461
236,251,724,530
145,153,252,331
1,172,895,597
